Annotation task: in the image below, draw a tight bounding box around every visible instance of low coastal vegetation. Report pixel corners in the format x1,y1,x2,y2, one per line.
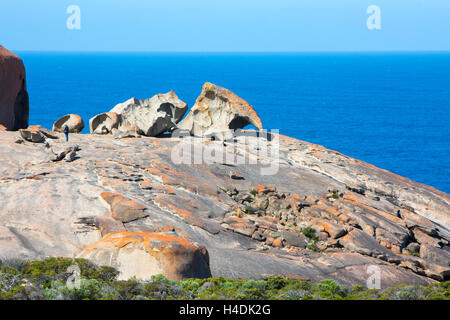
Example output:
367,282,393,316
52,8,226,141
0,257,448,300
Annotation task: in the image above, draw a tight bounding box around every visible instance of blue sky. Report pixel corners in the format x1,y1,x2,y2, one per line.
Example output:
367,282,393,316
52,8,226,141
1,0,450,52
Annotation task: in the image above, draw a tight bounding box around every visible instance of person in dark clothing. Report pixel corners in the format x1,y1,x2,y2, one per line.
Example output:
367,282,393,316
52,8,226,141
64,125,69,142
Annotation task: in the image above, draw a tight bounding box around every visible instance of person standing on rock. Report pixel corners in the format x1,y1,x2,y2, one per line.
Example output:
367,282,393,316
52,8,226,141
64,125,69,142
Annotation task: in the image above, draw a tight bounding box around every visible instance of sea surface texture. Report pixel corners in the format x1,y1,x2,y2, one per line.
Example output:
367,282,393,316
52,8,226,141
19,52,450,192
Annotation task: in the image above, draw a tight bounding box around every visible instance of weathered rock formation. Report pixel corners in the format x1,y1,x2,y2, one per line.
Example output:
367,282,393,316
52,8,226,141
53,114,84,133
90,91,188,137
0,46,29,130
178,82,263,139
28,125,59,139
0,128,448,286
19,128,44,143
89,112,121,134
78,232,211,280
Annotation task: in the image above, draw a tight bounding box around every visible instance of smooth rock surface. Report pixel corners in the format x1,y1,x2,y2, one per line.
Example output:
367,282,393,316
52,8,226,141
0,129,448,287
52,114,84,133
78,232,211,280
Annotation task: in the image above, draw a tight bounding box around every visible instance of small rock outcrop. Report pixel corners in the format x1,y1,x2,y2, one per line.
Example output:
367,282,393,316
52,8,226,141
100,192,148,223
78,232,212,281
52,114,84,133
178,82,263,138
91,90,188,137
47,145,80,162
89,112,121,134
0,45,29,131
28,125,59,139
19,129,44,143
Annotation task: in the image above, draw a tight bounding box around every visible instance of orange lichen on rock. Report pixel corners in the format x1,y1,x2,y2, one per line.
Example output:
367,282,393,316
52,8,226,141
161,225,175,232
309,218,347,239
177,82,263,137
342,192,405,225
140,180,176,194
78,231,211,280
139,181,153,190
152,195,204,228
252,185,276,195
100,192,148,223
82,231,193,251
200,82,262,130
272,238,284,248
222,216,256,237
154,184,176,195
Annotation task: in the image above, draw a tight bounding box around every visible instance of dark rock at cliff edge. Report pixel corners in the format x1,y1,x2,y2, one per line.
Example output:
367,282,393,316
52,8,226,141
0,45,29,131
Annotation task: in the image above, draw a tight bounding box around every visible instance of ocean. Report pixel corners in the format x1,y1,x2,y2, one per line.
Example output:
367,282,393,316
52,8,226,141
18,52,450,193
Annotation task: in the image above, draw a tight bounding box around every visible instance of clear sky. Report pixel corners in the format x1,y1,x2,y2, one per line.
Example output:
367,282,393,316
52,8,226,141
1,0,450,52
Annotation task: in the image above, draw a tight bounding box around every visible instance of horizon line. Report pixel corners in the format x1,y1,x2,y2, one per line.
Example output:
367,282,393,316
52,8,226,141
10,49,450,55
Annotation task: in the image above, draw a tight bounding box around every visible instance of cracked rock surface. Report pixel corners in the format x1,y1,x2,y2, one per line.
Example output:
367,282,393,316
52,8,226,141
0,129,448,287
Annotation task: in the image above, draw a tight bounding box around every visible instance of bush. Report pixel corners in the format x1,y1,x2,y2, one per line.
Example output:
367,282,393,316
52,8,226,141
0,257,449,300
314,279,347,299
267,276,289,290
22,257,119,283
301,226,318,242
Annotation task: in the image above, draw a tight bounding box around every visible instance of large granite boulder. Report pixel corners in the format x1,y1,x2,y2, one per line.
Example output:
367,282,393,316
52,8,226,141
52,114,84,133
178,82,263,138
0,46,29,130
78,232,211,281
95,90,188,137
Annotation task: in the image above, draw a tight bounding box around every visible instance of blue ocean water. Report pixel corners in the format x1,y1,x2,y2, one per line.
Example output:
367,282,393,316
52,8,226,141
18,52,450,193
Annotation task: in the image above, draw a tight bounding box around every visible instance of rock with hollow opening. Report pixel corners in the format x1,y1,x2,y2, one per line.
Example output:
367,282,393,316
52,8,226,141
53,114,84,133
109,90,187,137
89,112,122,135
178,82,263,139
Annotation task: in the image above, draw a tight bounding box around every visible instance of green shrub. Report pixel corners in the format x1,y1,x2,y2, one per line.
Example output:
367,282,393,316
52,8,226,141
302,226,318,241
180,279,200,292
0,257,449,300
329,191,340,199
245,206,257,214
111,277,144,300
267,276,289,290
314,279,347,299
